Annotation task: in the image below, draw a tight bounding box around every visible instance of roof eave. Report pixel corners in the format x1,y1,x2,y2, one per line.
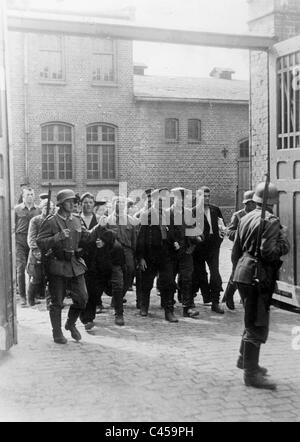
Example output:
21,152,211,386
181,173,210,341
134,96,249,105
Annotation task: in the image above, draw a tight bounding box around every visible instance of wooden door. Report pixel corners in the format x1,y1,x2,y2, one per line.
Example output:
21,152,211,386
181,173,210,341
237,139,250,210
269,35,300,307
0,3,17,350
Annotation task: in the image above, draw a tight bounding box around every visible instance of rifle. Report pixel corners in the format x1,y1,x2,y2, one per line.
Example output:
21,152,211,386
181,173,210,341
253,173,270,285
40,182,52,301
46,182,52,216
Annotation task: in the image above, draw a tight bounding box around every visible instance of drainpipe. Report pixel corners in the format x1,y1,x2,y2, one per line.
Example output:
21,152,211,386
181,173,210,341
23,33,29,184
249,50,253,188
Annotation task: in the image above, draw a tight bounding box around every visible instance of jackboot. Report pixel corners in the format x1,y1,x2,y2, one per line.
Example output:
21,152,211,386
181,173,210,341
221,280,236,310
50,310,67,344
140,291,150,316
237,340,268,375
211,302,224,314
115,314,125,326
65,308,82,341
183,307,199,318
243,342,276,390
165,310,179,323
27,283,41,307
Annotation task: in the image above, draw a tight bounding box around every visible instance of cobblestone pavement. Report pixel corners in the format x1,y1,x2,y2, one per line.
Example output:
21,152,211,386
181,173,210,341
1,239,300,422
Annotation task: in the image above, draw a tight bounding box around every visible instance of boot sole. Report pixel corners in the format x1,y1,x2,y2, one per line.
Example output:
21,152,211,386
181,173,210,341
65,324,82,341
244,380,276,390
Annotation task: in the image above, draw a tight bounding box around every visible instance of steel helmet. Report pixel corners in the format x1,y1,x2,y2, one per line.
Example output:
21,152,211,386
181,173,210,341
252,182,279,205
242,190,255,204
56,189,76,206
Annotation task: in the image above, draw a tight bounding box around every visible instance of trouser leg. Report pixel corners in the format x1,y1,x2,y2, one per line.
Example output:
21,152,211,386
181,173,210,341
178,254,194,308
80,274,102,324
16,239,29,300
67,275,88,325
111,265,124,316
135,267,142,308
48,275,66,342
192,252,211,301
140,261,156,313
206,247,223,304
123,248,135,296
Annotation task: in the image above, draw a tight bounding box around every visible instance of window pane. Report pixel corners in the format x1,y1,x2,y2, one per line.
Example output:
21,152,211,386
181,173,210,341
40,50,63,80
57,125,72,142
239,140,249,158
57,145,72,180
92,54,114,82
188,119,201,141
87,126,99,142
102,125,115,142
42,144,55,180
165,119,178,140
87,145,99,179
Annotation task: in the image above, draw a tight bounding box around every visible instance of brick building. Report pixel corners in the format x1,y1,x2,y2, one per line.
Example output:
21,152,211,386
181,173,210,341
7,8,249,220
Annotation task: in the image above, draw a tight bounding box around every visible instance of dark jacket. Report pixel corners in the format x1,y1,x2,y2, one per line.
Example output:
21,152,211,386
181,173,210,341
136,207,175,260
202,204,225,248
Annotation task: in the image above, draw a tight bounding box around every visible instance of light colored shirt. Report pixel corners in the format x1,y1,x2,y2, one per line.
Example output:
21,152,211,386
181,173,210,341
204,207,213,234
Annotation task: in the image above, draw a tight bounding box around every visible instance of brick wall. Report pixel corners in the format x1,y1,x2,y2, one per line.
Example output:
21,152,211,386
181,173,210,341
7,29,248,222
8,31,136,203
132,100,249,221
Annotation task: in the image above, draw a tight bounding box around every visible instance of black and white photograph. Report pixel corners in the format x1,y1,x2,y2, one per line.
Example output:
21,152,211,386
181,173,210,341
0,0,300,424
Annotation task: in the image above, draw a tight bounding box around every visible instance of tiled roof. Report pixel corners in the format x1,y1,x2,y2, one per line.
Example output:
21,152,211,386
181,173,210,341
134,74,249,103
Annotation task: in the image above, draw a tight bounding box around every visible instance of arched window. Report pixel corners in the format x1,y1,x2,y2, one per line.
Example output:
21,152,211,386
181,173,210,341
41,123,73,180
86,124,116,180
239,139,249,158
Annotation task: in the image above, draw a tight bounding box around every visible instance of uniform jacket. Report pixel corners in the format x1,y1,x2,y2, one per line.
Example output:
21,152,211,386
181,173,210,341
36,212,102,277
26,213,46,278
227,208,247,242
232,208,290,286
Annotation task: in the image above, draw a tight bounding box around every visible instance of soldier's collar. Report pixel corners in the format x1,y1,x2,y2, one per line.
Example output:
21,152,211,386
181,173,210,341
57,212,73,221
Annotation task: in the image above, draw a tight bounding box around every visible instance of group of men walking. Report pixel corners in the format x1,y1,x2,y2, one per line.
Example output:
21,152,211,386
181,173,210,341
14,180,290,390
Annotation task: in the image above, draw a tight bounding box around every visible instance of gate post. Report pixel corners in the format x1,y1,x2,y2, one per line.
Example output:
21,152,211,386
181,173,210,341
0,1,17,350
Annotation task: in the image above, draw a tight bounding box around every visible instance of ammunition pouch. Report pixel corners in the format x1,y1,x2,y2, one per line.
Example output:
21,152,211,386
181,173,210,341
233,253,259,285
53,248,83,262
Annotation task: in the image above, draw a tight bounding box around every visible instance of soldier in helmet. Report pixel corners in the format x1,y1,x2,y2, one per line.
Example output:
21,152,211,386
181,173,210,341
37,189,105,344
222,190,256,310
232,181,290,390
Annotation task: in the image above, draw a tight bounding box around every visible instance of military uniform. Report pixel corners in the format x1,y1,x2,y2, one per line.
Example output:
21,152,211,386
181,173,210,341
37,211,102,342
232,206,289,388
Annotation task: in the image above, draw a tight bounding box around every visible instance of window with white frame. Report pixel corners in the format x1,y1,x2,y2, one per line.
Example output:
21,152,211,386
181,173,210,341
41,123,72,180
188,119,201,142
87,124,116,180
165,118,179,142
39,35,64,81
91,38,115,83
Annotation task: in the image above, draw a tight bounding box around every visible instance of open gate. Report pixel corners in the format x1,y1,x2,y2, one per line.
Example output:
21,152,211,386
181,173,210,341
270,35,300,309
0,3,16,350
